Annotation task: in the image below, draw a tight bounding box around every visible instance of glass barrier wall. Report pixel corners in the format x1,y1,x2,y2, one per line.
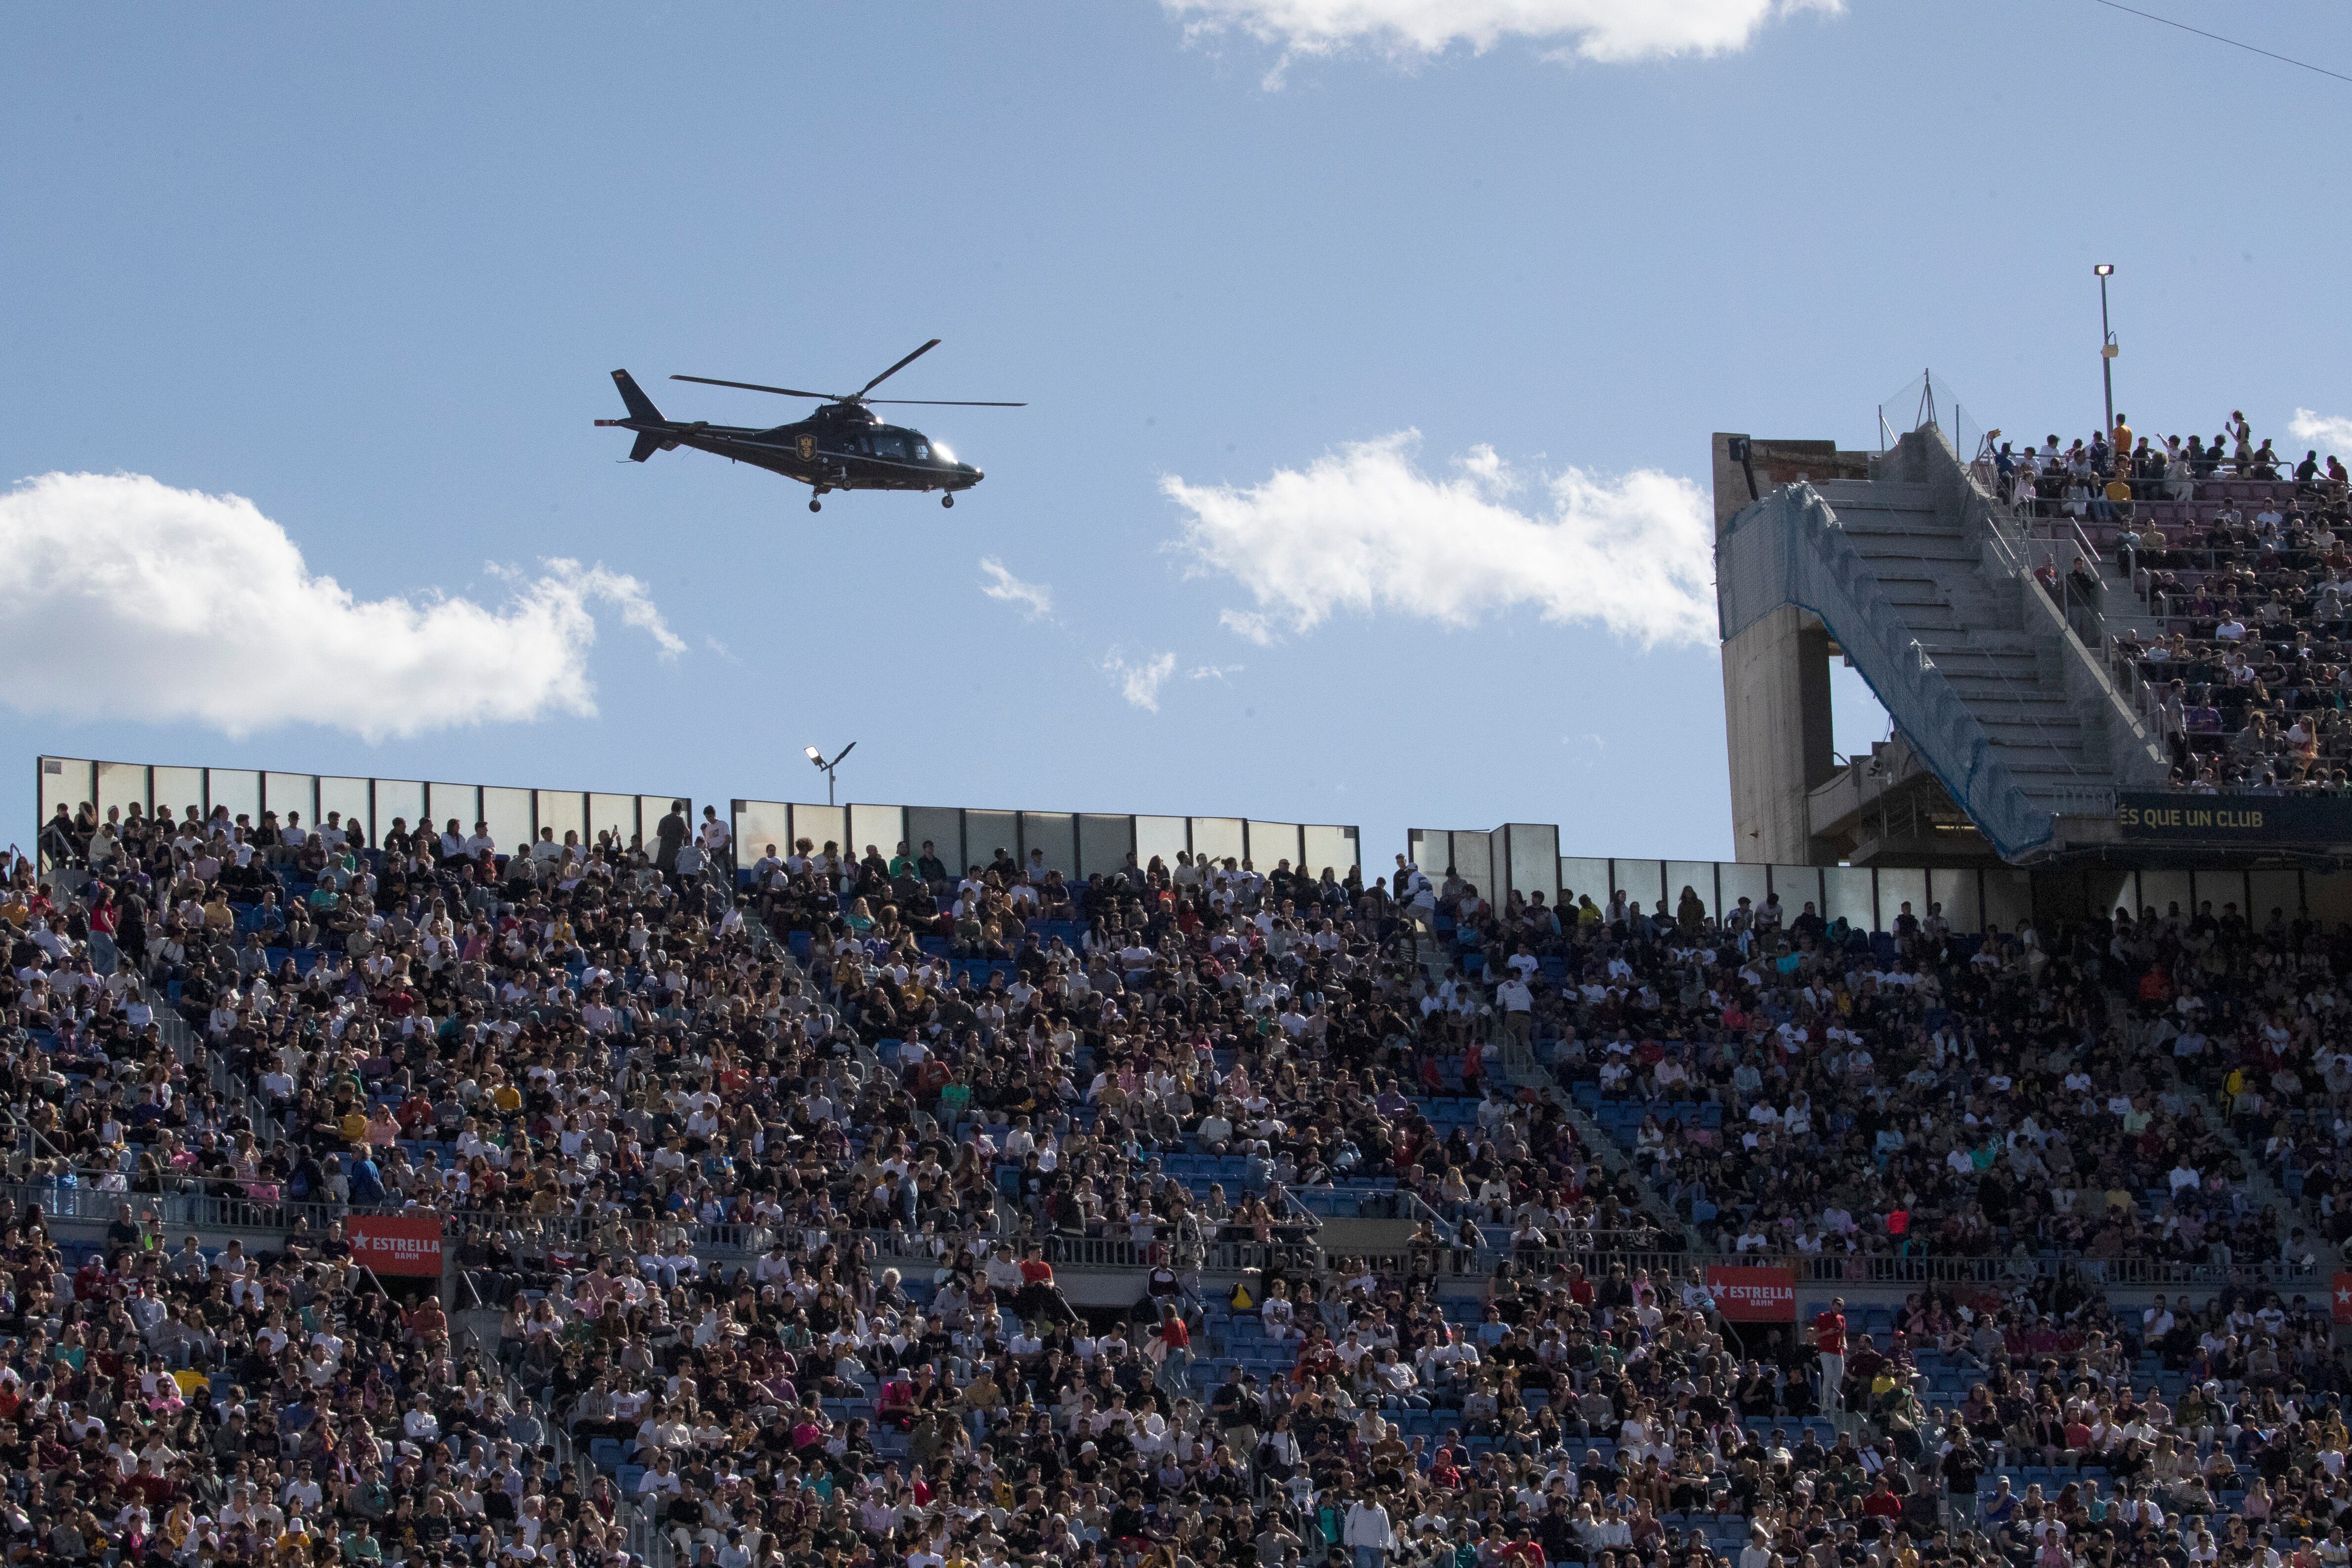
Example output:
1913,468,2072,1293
1136,816,1190,871
34,757,688,868
2139,868,2192,921
1247,821,1300,869
1021,812,1077,876
733,802,1363,885
1504,824,1560,905
209,769,260,827
62,757,2352,943
1079,815,1134,878
587,793,639,848
963,810,1017,868
1407,831,1446,876
794,805,850,854
39,759,89,830
849,804,905,859
1191,817,1244,866
2250,869,2303,926
322,778,373,844
1665,860,1718,921
153,767,205,822
377,781,427,840
1824,865,1876,932
1984,870,2033,932
534,789,586,849
1769,865,1823,917
483,787,533,855
1877,867,1928,930
427,783,476,833
1302,824,1359,881
1929,867,1981,932
905,807,964,872
96,762,148,820
1615,860,1667,911
1559,857,1610,909
1719,862,1769,924
261,772,311,826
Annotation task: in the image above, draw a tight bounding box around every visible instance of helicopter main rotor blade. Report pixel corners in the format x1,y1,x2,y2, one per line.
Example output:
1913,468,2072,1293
856,339,941,399
670,375,838,398
864,399,1028,407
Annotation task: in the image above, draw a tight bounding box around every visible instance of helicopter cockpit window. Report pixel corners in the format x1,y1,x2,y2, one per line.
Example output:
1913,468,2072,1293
912,440,931,462
869,432,911,462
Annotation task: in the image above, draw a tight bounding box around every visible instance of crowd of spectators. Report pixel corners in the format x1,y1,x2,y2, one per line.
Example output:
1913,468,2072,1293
12,783,2352,1568
1984,414,2352,792
1393,861,2284,1274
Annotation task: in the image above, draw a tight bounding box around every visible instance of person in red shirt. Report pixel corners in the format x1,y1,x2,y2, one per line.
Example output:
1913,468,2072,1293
1152,1306,1193,1392
1861,1477,1905,1523
1566,1264,1595,1308
1498,1530,1543,1568
1813,1296,1847,1413
1014,1244,1074,1324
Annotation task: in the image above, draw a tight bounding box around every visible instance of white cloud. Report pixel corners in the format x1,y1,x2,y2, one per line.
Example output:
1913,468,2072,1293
0,470,683,742
1189,663,1245,681
978,557,1054,619
1164,430,1715,648
1166,0,1838,81
1103,649,1179,711
2289,409,2352,452
702,635,742,664
1219,609,1278,645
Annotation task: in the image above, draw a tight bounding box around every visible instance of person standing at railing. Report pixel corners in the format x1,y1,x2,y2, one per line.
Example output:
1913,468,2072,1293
1812,1296,1847,1415
2161,680,2191,774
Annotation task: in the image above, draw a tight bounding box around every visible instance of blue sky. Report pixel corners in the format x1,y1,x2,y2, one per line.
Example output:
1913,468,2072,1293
5,0,2350,870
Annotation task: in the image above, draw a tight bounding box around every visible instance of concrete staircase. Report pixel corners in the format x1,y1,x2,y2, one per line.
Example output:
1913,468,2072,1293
2168,1063,2303,1249
1814,476,2110,811
1495,1031,1702,1250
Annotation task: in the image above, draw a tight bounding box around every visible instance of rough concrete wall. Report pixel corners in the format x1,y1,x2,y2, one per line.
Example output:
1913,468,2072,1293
1721,605,1837,862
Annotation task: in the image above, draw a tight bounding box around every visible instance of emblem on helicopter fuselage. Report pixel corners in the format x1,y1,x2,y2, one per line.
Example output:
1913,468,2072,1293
796,434,816,462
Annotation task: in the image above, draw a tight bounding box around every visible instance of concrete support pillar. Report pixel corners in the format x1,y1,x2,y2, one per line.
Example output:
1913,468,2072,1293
1713,432,1873,865
1721,605,1838,862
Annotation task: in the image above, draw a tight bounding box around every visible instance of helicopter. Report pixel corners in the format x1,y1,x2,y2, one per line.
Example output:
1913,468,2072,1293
595,339,1022,510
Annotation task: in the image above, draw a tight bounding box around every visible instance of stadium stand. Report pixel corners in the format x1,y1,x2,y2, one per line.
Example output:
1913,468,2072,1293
1983,417,2352,792
15,705,2352,1568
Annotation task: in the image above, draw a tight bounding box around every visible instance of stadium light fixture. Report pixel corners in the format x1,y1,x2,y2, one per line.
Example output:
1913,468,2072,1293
2095,264,2118,437
805,741,857,806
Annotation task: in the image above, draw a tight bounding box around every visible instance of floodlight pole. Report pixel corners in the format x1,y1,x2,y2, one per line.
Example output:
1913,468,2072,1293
2096,264,2117,439
807,742,856,806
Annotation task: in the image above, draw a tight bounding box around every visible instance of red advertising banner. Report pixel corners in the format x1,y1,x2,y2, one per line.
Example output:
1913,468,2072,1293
2333,1273,2352,1325
348,1215,445,1277
1706,1265,1797,1322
